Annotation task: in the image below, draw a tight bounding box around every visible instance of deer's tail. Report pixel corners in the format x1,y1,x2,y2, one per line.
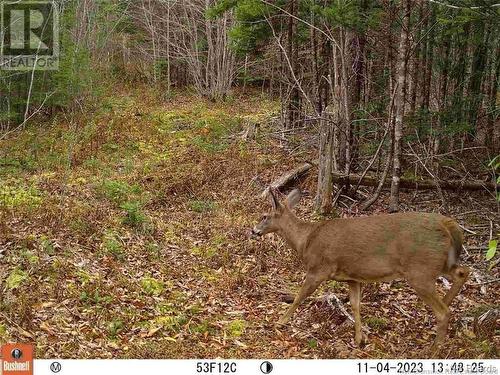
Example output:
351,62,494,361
443,218,463,271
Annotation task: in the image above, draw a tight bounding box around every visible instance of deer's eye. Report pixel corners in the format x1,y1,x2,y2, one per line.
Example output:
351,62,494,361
262,215,269,220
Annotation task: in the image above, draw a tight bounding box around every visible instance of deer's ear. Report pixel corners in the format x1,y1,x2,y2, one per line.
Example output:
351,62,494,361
268,188,281,211
285,188,301,209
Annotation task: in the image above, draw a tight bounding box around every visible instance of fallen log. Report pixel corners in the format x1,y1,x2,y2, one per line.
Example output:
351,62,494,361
332,172,498,192
260,162,497,199
260,162,313,198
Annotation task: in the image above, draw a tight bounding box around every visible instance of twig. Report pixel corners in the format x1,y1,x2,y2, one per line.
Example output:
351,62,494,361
461,245,470,258
427,0,500,10
324,293,354,322
340,194,357,203
454,210,481,217
394,303,412,318
471,278,500,286
331,186,344,208
465,246,488,251
458,224,477,235
324,293,370,334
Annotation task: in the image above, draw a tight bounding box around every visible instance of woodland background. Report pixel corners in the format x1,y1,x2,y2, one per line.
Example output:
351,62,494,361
0,0,499,359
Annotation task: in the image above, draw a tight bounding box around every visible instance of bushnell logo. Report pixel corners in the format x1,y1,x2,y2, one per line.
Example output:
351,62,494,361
0,343,33,375
0,0,59,70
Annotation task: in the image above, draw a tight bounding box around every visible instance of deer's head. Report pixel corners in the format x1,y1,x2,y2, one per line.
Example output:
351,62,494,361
251,188,301,238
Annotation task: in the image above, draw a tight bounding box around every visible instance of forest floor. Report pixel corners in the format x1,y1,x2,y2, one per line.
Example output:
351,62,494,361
0,85,498,359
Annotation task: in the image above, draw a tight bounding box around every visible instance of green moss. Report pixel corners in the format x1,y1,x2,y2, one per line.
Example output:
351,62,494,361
39,235,55,255
76,269,95,286
198,268,220,282
192,320,212,335
191,246,216,258
154,111,190,133
22,249,40,264
308,339,318,348
6,268,29,289
102,232,124,261
82,157,106,172
0,182,42,209
189,200,216,213
98,179,141,204
188,115,241,153
80,289,113,306
326,280,343,290
108,319,124,338
226,319,246,337
120,200,147,228
211,234,227,246
141,277,165,296
365,316,389,331
154,314,187,333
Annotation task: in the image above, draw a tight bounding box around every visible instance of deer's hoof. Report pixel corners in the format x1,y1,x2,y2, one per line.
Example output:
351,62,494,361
355,332,368,347
280,294,294,304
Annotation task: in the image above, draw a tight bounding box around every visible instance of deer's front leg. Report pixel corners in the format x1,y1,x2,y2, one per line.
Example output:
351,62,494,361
348,281,367,346
277,274,322,326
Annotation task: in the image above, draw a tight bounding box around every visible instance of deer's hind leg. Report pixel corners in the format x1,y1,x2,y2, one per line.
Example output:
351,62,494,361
443,265,470,306
410,280,450,349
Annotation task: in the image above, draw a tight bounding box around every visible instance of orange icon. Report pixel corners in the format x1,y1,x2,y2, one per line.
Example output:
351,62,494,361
0,343,34,375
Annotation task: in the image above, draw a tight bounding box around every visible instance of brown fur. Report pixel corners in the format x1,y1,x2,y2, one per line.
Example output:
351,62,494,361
252,189,471,350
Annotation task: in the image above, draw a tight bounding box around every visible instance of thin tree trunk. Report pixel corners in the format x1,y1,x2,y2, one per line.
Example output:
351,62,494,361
421,8,435,112
389,0,411,212
410,2,424,114
286,0,300,129
316,105,337,213
349,0,366,172
486,44,500,153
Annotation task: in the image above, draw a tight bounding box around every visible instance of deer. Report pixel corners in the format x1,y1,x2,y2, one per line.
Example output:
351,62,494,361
251,188,470,350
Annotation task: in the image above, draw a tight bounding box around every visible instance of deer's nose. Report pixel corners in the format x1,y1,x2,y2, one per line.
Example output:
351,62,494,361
250,228,262,238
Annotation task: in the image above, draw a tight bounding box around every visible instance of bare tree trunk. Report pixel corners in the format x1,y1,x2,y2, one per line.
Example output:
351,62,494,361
341,29,352,177
166,1,171,95
350,0,367,172
316,105,337,213
389,0,411,212
421,8,435,112
285,0,300,129
486,44,500,153
410,2,423,114
310,12,321,114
